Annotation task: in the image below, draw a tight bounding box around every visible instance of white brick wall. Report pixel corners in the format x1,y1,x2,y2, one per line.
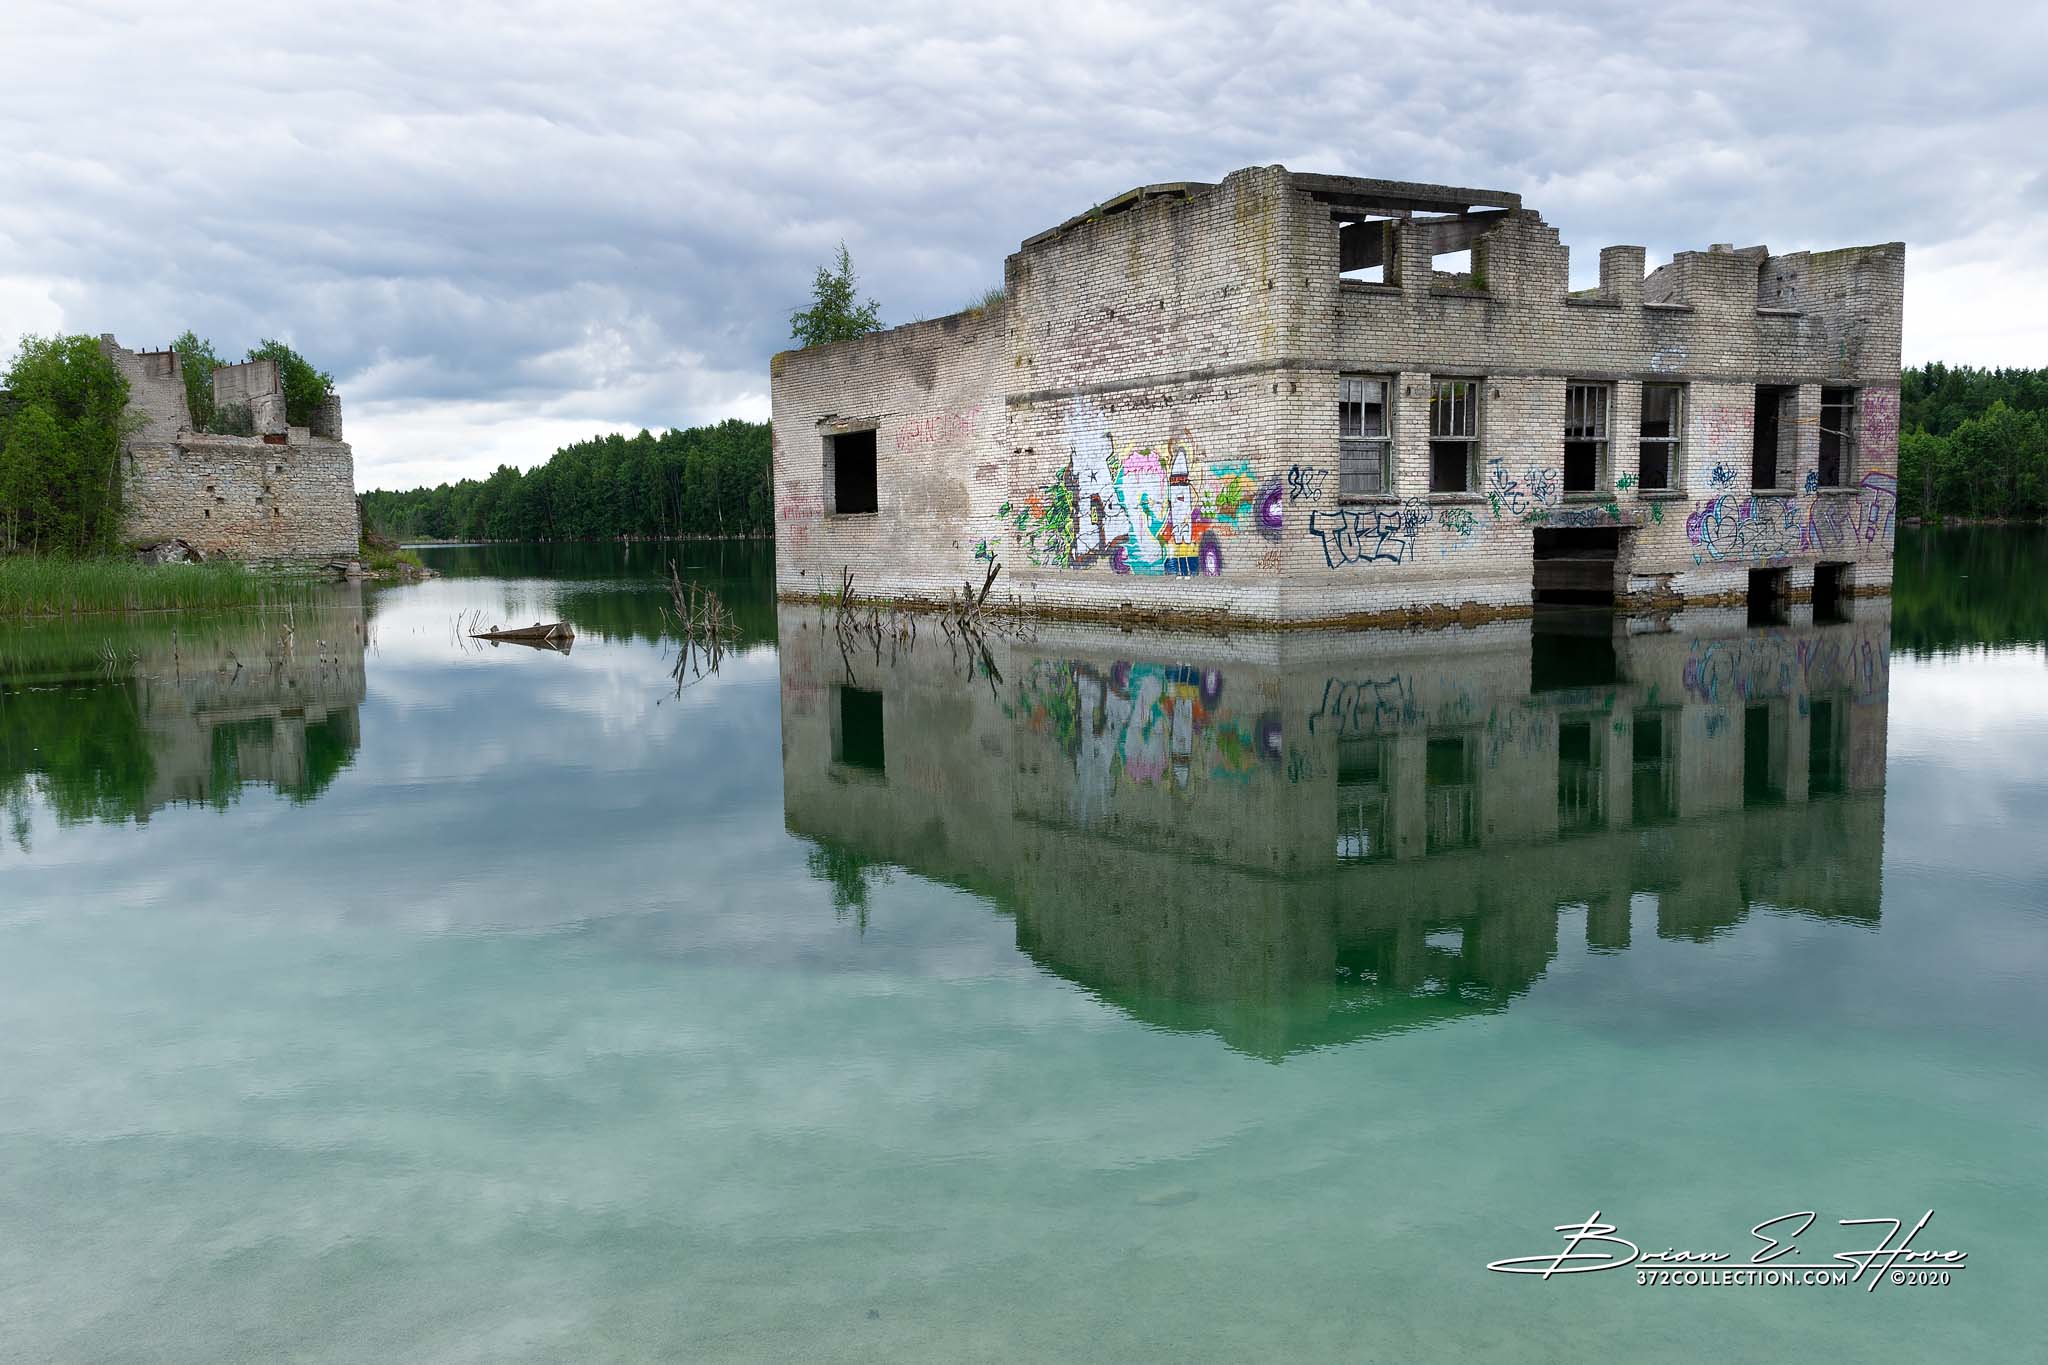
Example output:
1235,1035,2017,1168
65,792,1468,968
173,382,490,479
771,167,1904,625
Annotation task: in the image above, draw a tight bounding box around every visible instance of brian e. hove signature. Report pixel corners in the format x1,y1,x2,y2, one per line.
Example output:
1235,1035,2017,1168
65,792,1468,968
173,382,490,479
1487,1211,1966,1291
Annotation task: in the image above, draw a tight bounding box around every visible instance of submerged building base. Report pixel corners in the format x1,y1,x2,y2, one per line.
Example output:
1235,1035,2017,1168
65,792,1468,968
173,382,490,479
770,166,1902,628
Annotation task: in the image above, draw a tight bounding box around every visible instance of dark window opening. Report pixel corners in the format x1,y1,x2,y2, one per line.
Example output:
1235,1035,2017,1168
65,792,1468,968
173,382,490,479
1818,387,1855,487
1531,607,1620,684
1752,386,1793,489
1338,375,1391,495
1427,443,1464,492
1743,704,1784,807
1809,697,1847,797
1424,734,1477,853
1335,737,1390,863
1337,217,1393,285
1563,383,1609,492
1814,561,1848,622
1638,383,1683,491
1564,442,1599,492
1747,567,1787,625
1630,711,1678,826
1557,719,1604,835
1429,379,1479,493
1531,527,1621,607
834,686,886,773
827,429,878,516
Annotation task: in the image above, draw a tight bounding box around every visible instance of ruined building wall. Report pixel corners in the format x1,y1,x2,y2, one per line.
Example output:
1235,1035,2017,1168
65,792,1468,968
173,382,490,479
1272,198,1902,614
777,605,1892,1057
772,309,1005,601
131,594,367,816
101,337,191,443
997,165,1309,620
770,167,1902,624
123,436,361,560
101,336,361,560
211,358,288,435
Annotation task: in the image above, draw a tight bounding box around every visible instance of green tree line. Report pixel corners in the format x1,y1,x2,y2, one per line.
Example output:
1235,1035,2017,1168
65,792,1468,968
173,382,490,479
1898,364,2048,521
0,337,132,555
359,420,772,542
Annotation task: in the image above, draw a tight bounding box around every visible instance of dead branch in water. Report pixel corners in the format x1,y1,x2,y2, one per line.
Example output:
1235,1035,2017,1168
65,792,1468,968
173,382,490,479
831,564,916,676
667,561,737,693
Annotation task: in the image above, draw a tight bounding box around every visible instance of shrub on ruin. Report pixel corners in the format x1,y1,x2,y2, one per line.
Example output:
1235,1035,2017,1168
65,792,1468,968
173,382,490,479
246,339,336,428
172,330,225,433
789,243,883,348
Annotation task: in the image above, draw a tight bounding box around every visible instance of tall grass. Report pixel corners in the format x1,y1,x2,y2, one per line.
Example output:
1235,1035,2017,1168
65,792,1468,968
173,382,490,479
0,556,326,617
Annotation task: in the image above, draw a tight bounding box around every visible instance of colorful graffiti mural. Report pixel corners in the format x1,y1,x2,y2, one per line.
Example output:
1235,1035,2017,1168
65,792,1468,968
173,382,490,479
1001,419,1282,577
1686,494,1801,564
1009,657,1283,796
1682,630,1888,705
1686,470,1897,566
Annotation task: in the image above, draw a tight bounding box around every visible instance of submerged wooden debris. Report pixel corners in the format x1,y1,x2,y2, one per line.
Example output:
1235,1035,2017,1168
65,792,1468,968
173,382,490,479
469,620,575,653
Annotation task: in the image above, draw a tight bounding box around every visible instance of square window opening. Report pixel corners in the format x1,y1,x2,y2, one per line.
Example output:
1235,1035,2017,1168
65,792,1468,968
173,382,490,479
1557,719,1604,834
1338,375,1391,496
1818,387,1856,488
1743,703,1784,807
1630,709,1680,827
1814,561,1850,621
1424,733,1477,852
1429,379,1479,494
1564,383,1610,493
1337,218,1393,285
827,429,878,516
1638,383,1684,491
1752,386,1794,490
1747,567,1788,625
1810,697,1848,796
833,686,886,773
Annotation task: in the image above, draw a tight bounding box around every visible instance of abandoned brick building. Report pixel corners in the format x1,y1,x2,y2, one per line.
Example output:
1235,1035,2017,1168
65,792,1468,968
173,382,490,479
103,335,360,561
770,165,1904,625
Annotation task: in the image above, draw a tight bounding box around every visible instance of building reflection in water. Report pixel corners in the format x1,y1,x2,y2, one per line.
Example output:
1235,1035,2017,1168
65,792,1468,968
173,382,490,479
779,602,1891,1059
0,591,368,836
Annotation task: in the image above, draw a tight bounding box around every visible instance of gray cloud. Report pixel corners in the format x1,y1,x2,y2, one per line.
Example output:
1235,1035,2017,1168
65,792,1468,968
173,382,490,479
2,0,2041,487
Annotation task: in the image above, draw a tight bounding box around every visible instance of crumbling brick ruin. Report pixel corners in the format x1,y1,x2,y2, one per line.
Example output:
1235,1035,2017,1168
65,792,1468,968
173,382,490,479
770,166,1904,626
103,335,360,561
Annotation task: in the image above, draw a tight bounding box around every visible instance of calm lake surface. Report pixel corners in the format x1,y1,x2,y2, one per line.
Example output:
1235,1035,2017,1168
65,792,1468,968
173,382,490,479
3,529,2044,1362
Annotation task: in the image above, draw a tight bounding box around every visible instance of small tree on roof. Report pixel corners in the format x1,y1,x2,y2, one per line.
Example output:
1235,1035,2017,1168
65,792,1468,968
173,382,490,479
789,243,882,348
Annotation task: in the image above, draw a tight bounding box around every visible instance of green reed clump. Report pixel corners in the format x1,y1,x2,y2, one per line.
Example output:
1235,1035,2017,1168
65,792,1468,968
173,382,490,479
0,556,320,616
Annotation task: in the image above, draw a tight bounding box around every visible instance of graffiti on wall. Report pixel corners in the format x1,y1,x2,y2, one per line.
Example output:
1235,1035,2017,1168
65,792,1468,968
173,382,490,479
1001,414,1283,577
1307,456,1584,572
1287,464,1332,501
778,482,824,550
1008,657,1284,802
1682,629,1888,705
1860,389,1900,461
1310,508,1410,567
1307,674,1420,737
895,406,983,453
1685,495,1798,563
1484,459,1562,523
1687,469,1897,566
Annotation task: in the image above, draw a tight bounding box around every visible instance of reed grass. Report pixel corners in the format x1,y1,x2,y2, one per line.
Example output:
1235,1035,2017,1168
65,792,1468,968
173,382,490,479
0,555,325,617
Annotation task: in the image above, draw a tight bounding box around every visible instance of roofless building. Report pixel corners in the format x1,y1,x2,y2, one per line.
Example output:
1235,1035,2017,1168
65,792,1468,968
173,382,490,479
770,165,1902,626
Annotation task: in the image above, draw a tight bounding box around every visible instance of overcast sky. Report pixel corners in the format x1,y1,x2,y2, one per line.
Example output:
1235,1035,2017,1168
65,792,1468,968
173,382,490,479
2,1,2042,490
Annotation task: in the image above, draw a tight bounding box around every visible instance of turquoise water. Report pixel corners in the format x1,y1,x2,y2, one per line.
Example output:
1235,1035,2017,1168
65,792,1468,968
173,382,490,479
2,532,2043,1361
